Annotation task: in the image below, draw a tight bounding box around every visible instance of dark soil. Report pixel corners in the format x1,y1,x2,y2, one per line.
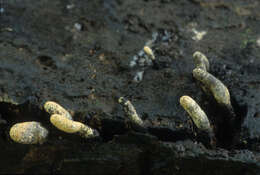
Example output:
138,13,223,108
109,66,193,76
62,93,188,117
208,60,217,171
1,0,260,174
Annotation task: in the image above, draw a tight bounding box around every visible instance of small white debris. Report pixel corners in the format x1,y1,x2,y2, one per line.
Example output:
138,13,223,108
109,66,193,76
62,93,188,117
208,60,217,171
74,23,83,31
191,29,207,41
152,32,159,41
138,58,146,67
66,4,75,10
129,56,138,67
145,56,153,66
256,37,260,48
0,8,4,14
133,71,144,82
145,40,153,47
138,50,145,57
133,55,138,61
249,58,255,64
129,60,137,67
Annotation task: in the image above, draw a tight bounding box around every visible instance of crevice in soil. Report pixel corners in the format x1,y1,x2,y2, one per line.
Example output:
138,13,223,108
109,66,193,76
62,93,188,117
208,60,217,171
0,96,250,150
200,93,248,149
147,127,193,142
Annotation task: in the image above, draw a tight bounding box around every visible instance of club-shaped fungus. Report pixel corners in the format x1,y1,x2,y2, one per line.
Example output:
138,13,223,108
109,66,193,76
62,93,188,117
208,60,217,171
193,51,209,71
50,114,98,138
9,121,48,144
180,96,212,132
193,68,232,110
143,46,155,60
44,101,72,120
118,97,144,126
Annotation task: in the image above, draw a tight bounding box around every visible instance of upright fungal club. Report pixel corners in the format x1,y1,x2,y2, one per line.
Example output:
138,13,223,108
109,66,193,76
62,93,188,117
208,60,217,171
44,101,73,120
143,46,155,60
193,51,210,71
118,97,144,127
180,96,212,133
192,68,233,111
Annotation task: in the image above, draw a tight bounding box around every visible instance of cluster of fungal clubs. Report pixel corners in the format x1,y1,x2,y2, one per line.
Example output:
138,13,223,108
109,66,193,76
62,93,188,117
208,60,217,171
8,46,155,144
9,101,99,144
119,51,235,148
9,49,233,148
180,51,235,147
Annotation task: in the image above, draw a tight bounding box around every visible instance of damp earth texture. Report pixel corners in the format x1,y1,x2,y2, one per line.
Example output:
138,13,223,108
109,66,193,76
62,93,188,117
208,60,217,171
1,0,260,174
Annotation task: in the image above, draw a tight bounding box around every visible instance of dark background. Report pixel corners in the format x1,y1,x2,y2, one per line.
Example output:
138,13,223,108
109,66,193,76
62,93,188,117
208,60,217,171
0,0,260,174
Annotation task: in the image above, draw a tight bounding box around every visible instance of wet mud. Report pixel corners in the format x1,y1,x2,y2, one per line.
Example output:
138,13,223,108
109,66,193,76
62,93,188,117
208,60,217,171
0,0,260,174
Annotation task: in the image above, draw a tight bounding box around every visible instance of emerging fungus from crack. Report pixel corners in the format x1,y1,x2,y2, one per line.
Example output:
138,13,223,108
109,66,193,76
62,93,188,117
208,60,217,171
9,121,48,144
180,96,213,133
44,101,73,120
129,30,173,82
193,51,209,71
118,97,144,126
44,101,99,138
143,46,155,60
192,68,233,111
50,114,99,138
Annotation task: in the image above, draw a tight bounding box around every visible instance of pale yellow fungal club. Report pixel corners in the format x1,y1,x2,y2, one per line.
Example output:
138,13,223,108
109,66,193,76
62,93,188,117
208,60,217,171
193,51,209,71
118,97,144,126
44,101,72,120
50,114,95,138
143,46,155,60
193,68,232,108
180,96,212,132
9,121,48,144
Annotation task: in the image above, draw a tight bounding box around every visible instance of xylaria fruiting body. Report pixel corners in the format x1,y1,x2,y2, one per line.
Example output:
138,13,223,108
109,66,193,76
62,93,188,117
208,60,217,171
50,114,98,138
118,97,144,126
193,68,232,109
44,101,72,120
143,46,155,60
193,51,210,71
9,121,48,144
180,96,212,132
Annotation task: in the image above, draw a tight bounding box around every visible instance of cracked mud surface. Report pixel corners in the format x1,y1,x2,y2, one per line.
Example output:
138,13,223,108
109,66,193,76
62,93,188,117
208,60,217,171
1,0,260,174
